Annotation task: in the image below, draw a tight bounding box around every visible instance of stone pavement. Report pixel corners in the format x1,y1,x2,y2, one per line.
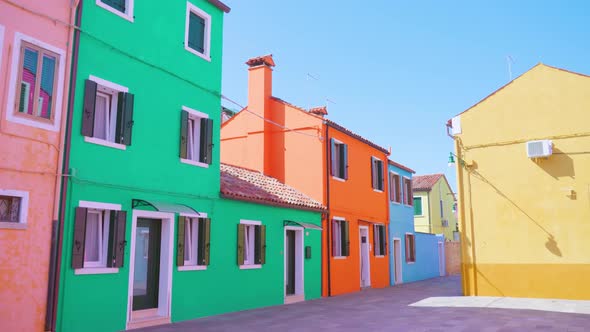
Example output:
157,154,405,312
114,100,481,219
134,276,590,332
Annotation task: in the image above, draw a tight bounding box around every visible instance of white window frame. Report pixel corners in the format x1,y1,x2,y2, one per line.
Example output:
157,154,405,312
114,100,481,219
84,75,128,151
332,139,346,181
5,32,65,132
74,200,122,275
240,220,262,269
374,224,386,258
96,0,134,23
180,106,209,168
371,156,384,192
332,216,346,259
178,212,208,271
413,196,423,216
403,176,413,206
185,2,212,61
83,209,110,268
0,189,29,230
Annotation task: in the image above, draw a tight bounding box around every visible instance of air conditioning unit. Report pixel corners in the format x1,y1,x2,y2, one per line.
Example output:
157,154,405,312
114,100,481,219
526,140,553,158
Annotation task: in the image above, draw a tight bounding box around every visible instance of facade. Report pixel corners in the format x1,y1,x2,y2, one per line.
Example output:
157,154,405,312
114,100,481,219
221,55,391,297
449,63,590,300
0,1,74,331
55,1,231,331
412,174,458,241
388,160,446,285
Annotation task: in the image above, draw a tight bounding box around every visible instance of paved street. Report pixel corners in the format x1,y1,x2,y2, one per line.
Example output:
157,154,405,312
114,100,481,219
136,276,590,332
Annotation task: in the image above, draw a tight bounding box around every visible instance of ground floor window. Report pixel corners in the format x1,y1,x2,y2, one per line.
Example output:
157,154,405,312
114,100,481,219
177,216,211,267
405,233,416,263
237,220,266,267
332,219,350,257
373,224,387,256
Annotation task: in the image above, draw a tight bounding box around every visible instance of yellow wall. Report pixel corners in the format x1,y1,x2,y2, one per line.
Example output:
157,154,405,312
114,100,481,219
414,191,430,233
413,178,458,240
454,64,590,300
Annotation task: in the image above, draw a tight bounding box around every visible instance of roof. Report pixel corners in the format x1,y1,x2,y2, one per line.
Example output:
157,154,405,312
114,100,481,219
220,164,326,212
388,159,415,174
207,0,231,13
412,174,444,191
325,119,390,155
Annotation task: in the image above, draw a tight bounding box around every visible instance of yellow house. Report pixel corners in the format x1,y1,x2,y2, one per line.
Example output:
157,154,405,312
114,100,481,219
449,63,590,300
413,174,458,241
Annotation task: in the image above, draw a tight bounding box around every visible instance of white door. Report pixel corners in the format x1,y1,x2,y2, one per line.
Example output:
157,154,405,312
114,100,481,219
359,227,371,287
438,242,445,276
393,238,402,284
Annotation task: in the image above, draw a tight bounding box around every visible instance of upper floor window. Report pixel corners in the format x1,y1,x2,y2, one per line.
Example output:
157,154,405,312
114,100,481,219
403,177,413,206
96,0,134,22
237,221,266,268
389,172,401,203
180,106,213,167
371,157,384,191
0,190,28,229
185,2,212,61
332,218,350,257
330,139,348,180
413,197,423,216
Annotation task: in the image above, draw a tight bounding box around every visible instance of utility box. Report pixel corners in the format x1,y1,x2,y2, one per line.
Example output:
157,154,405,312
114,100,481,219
305,246,312,259
526,140,553,158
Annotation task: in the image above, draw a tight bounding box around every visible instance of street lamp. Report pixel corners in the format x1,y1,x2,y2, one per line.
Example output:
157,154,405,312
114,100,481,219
448,152,456,167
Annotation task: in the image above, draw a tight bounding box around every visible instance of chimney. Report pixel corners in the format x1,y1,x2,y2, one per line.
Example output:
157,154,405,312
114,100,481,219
309,106,328,117
246,55,275,125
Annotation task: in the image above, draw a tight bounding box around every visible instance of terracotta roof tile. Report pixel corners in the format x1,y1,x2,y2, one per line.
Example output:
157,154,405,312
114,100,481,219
207,0,231,13
412,174,444,191
220,164,326,212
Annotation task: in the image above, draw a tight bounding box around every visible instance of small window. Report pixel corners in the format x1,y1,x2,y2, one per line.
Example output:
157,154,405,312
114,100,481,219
0,195,22,223
371,157,384,191
414,197,423,216
330,139,348,180
442,219,449,228
96,0,134,22
178,216,210,267
373,224,387,256
185,3,211,60
403,178,413,206
237,221,266,267
452,202,457,214
15,41,59,122
180,107,213,166
84,209,110,268
405,234,416,263
332,219,349,257
389,172,401,203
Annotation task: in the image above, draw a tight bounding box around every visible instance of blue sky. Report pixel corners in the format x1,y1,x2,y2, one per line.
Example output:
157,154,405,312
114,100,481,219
220,0,590,190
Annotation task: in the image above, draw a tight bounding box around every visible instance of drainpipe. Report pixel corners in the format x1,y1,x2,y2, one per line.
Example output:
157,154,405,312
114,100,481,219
324,124,332,296
47,1,83,330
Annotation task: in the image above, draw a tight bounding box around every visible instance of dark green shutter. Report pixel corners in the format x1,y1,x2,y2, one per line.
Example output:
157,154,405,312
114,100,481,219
107,211,117,267
414,198,422,215
341,221,350,257
18,83,27,113
113,211,127,268
200,118,213,164
177,216,186,267
342,144,348,179
116,92,134,146
198,218,210,265
81,80,97,137
72,207,88,269
237,224,245,265
256,225,266,264
180,110,188,159
188,12,205,53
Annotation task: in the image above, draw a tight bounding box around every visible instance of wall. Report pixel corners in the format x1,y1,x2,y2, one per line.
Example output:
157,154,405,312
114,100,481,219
455,64,590,300
445,241,461,275
425,179,458,241
0,1,72,331
404,233,444,282
413,191,430,233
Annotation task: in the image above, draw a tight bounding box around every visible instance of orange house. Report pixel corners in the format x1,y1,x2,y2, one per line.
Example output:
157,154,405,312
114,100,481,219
221,55,390,296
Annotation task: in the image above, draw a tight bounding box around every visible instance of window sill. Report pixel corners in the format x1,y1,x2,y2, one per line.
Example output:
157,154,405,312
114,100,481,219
332,176,346,182
239,264,262,270
375,255,385,258
184,46,211,62
180,158,209,168
373,189,384,193
333,256,347,260
178,265,207,271
390,201,401,205
406,261,415,265
75,267,119,275
0,222,27,230
96,1,134,23
85,137,127,150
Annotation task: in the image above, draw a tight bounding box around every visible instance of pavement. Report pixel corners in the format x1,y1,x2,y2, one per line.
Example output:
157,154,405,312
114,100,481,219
134,275,590,332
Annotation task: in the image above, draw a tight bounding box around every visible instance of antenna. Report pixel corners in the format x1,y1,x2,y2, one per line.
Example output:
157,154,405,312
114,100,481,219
506,55,514,81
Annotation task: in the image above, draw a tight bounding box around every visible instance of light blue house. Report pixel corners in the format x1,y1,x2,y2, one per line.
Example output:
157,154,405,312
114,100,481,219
387,160,445,285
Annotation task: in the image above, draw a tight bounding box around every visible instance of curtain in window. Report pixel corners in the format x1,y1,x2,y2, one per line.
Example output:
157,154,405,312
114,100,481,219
94,94,108,140
84,213,100,262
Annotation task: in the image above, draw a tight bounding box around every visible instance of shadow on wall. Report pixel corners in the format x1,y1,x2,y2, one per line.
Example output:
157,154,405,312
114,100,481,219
534,148,575,179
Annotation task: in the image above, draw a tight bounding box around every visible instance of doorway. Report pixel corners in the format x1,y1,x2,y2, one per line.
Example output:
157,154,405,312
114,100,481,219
133,218,161,310
284,226,304,304
359,226,371,288
393,238,402,284
438,242,445,276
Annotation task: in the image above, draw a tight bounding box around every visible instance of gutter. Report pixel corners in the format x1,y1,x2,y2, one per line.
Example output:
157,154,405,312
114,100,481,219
324,124,332,297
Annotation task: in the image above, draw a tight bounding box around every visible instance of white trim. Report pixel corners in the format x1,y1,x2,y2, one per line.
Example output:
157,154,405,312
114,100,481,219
332,176,345,182
373,189,383,193
333,256,347,260
74,267,119,275
331,216,345,221
0,189,29,225
392,238,403,284
180,158,209,168
239,264,262,270
96,0,134,23
184,2,212,61
89,75,129,93
359,226,371,287
182,105,209,119
127,210,174,327
178,265,207,272
5,32,66,132
84,136,127,150
284,226,305,301
240,219,261,226
78,200,122,211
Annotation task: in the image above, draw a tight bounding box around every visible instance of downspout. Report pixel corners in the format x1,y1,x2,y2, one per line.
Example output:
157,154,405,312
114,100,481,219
48,1,83,330
324,123,332,296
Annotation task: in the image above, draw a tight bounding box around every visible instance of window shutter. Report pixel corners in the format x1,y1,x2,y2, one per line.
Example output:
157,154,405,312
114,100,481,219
116,92,134,146
113,211,127,268
342,220,350,257
378,161,384,190
107,211,116,267
396,177,402,203
381,226,387,256
180,110,189,159
198,218,211,265
254,225,263,264
237,224,245,265
177,216,186,267
331,220,338,257
405,235,410,261
343,144,349,180
330,138,336,176
72,207,88,269
371,158,375,189
414,198,422,215
81,80,97,137
257,225,266,264
188,13,205,53
200,118,213,164
408,180,413,206
373,224,378,256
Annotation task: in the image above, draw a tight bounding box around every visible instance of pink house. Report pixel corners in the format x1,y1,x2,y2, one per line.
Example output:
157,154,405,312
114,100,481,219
0,1,75,331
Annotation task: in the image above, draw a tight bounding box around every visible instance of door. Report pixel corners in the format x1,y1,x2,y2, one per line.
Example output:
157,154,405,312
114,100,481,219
286,230,296,295
438,242,445,276
393,238,402,284
359,227,371,288
133,218,162,311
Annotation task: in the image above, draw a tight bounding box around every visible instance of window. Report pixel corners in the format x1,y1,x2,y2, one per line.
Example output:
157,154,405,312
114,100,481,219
442,219,449,228
96,0,134,22
72,203,127,272
405,233,416,263
440,200,444,218
414,197,423,216
373,224,387,256
403,177,413,205
371,157,384,191
452,202,457,214
177,216,210,269
330,139,348,180
0,190,28,228
389,172,401,203
237,221,266,268
332,219,349,257
185,2,212,60
180,107,213,167
82,76,134,149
